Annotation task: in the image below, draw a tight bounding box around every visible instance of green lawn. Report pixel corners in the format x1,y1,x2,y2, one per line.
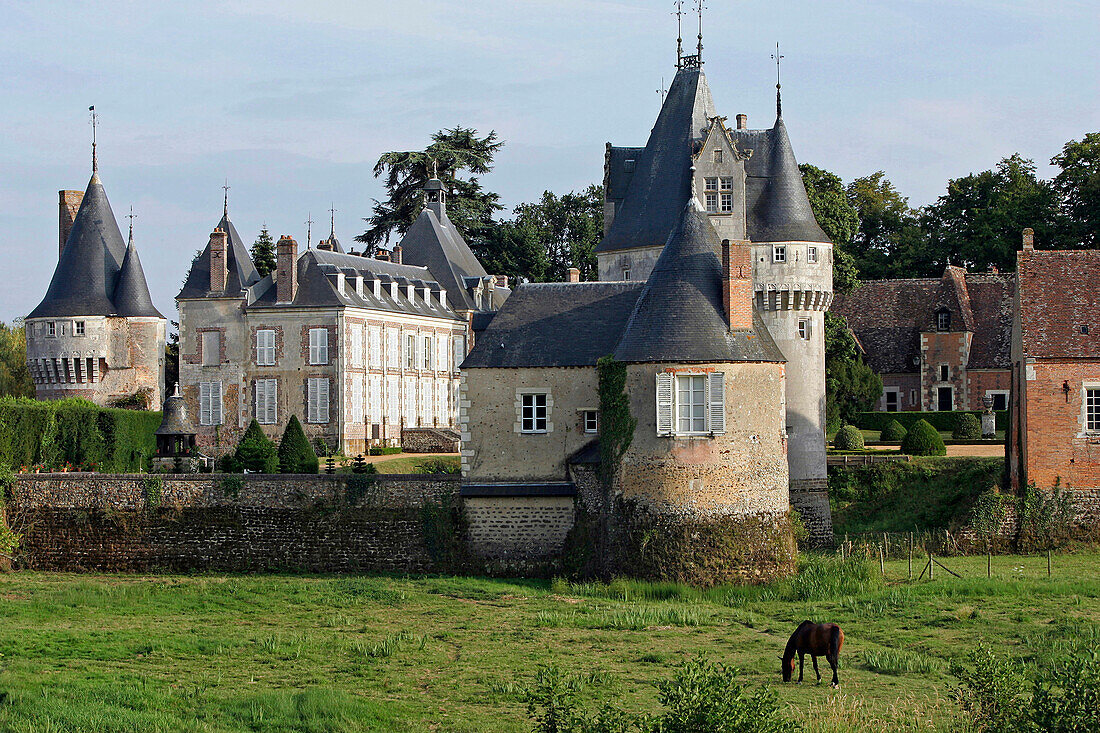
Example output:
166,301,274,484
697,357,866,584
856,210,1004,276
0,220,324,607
0,553,1098,731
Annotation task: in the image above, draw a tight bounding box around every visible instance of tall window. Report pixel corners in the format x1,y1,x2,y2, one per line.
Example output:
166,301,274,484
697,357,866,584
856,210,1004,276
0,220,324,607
807,246,818,263
423,335,433,370
307,378,330,424
74,321,85,336
622,268,631,281
704,177,719,213
452,335,466,371
713,149,722,164
718,177,733,213
406,334,416,369
256,329,276,366
199,382,223,425
201,331,220,366
657,372,725,436
369,326,381,368
582,410,598,434
1086,388,1100,432
255,379,277,424
520,393,548,433
47,322,56,337
798,320,811,340
309,328,328,365
937,311,951,331
386,329,398,369
772,246,786,263
939,364,950,381
351,380,363,423
676,375,707,434
350,324,363,368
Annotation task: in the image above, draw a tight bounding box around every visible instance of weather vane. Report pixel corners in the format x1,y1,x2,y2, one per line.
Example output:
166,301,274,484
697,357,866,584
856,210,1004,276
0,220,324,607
126,205,136,242
89,105,98,173
772,42,785,116
222,179,230,216
305,212,314,249
672,1,684,66
695,0,705,60
329,204,337,237
656,77,667,105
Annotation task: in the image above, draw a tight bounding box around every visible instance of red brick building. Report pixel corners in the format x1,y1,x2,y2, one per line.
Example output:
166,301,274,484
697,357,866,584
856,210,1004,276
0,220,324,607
1010,231,1100,497
831,265,1015,412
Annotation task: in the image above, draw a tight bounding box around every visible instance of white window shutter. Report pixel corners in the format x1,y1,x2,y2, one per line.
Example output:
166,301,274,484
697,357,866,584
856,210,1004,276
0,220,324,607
200,383,211,425
708,372,725,434
319,379,329,423
656,372,673,435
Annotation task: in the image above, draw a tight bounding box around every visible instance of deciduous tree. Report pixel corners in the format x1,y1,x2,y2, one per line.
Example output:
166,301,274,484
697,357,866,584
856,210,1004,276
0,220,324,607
1052,132,1100,248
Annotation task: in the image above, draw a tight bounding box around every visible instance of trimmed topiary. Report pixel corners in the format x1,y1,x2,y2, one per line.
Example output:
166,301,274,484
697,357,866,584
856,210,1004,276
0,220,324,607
901,418,947,456
952,412,982,440
234,419,279,473
278,415,318,474
834,424,865,451
880,419,908,442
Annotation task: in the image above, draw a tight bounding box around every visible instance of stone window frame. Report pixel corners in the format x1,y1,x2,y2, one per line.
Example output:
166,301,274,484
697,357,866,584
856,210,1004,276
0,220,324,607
807,246,818,264
46,321,57,338
985,389,1009,413
712,149,723,164
719,191,733,213
939,363,950,382
705,192,719,214
622,268,631,281
1082,383,1100,434
772,245,786,264
581,409,599,434
883,387,902,412
308,327,329,365
254,378,278,425
797,319,811,341
936,385,954,412
307,376,331,424
936,309,951,331
73,320,85,337
199,381,223,426
254,328,278,366
515,389,553,435
656,370,725,438
200,329,223,367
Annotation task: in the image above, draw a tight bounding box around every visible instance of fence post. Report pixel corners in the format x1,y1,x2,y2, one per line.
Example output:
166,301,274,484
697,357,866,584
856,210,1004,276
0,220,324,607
908,533,913,581
987,551,991,579
929,550,934,581
1047,548,1052,577
879,544,885,577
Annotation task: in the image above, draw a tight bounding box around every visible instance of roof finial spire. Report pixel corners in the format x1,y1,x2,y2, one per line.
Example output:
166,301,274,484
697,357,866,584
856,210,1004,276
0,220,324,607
695,0,705,61
672,1,684,68
329,203,337,238
772,42,784,117
305,212,314,250
89,105,98,174
222,179,230,217
656,77,667,106
126,205,136,244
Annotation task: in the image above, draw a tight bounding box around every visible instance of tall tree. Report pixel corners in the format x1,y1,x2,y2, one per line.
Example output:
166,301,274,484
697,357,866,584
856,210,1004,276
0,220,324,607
824,312,881,429
1052,132,1100,248
357,127,504,254
846,171,927,280
800,164,861,293
164,321,179,395
0,320,34,398
251,227,277,277
921,154,1067,273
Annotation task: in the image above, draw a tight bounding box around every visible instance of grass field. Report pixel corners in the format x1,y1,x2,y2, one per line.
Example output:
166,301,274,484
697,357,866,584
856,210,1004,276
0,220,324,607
0,553,1097,732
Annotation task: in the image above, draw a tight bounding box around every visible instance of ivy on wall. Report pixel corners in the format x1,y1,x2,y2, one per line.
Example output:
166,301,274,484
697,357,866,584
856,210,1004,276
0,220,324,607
596,356,635,489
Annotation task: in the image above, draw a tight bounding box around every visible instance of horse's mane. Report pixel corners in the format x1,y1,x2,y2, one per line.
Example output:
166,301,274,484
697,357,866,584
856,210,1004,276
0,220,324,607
783,620,815,659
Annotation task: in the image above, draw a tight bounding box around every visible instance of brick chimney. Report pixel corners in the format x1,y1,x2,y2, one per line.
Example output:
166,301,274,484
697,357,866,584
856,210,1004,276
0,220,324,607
721,239,753,330
277,235,298,303
393,244,403,264
567,267,580,283
209,228,228,293
59,190,83,257
1022,227,1034,252
494,274,509,289
736,114,748,130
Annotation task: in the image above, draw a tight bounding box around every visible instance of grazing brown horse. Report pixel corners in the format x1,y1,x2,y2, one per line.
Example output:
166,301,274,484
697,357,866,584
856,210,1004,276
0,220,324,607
781,621,844,688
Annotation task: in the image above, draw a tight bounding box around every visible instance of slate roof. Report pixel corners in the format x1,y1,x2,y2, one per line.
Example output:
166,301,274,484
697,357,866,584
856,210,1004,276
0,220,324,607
177,213,261,299
461,281,643,368
398,204,496,312
830,267,1015,373
29,172,162,320
1018,248,1100,359
614,200,785,364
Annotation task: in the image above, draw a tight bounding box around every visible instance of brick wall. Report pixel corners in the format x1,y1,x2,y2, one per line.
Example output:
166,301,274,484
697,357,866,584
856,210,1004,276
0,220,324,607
789,477,832,547
1023,360,1100,491
464,496,574,562
401,428,460,453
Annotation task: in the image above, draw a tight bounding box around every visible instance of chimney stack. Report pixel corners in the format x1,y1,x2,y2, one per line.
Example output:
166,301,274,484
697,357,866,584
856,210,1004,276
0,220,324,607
209,228,228,293
277,235,298,303
721,239,753,330
567,267,580,283
736,114,748,130
1022,227,1034,252
393,244,403,264
494,274,509,289
59,190,83,257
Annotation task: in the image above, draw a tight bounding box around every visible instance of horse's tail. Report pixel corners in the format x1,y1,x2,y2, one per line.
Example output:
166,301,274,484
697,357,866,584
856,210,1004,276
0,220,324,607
829,625,843,659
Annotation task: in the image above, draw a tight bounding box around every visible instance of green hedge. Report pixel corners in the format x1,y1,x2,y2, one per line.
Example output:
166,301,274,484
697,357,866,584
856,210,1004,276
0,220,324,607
0,397,159,472
855,410,1007,433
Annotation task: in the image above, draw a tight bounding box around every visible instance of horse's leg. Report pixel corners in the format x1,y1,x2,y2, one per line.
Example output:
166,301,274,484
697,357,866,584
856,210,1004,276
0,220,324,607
798,652,805,683
828,654,839,688
812,655,821,684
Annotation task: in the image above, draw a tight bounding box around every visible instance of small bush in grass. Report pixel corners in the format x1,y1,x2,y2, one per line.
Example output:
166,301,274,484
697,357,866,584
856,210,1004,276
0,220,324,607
901,419,946,456
415,457,460,474
834,424,865,451
234,420,279,473
277,416,317,474
368,446,402,456
952,413,982,440
880,419,907,442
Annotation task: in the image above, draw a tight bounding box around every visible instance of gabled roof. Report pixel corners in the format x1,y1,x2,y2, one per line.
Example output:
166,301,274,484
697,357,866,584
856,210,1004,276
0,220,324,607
1018,248,1100,359
28,172,127,319
614,200,784,364
398,206,492,312
177,213,261,299
596,66,716,254
114,231,164,318
461,282,643,369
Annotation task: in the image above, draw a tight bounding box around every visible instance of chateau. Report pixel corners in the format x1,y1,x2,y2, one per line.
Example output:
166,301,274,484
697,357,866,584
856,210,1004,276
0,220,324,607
26,154,166,408
176,173,507,455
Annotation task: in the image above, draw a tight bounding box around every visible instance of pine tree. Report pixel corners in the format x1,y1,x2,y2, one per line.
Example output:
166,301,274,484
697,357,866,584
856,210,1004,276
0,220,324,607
234,419,279,473
251,227,277,277
278,415,318,474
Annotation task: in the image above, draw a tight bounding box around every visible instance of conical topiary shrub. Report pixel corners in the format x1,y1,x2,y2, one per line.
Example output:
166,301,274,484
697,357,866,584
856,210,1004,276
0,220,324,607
278,415,318,474
234,419,279,473
880,419,908,442
901,418,947,456
834,424,865,451
952,413,982,440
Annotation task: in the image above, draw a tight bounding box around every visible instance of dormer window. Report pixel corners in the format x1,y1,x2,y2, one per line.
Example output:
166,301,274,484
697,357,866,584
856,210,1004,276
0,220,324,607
937,311,951,331
622,268,631,281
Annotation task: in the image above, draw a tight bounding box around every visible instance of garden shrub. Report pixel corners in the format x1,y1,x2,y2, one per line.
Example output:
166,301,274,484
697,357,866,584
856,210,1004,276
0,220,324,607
278,415,317,474
880,419,907,442
415,457,460,474
833,424,865,451
901,419,946,456
855,409,1007,433
368,446,402,456
952,412,982,440
233,420,279,473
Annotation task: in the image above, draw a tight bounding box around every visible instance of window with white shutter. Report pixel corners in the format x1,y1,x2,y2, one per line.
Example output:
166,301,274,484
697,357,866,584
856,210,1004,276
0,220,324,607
307,378,330,423
708,372,725,434
256,330,276,366
423,335,433,370
309,328,329,365
438,334,448,372
369,326,381,368
386,376,400,423
351,380,363,423
351,324,363,367
658,372,725,436
452,335,466,371
255,379,277,424
656,373,673,435
386,329,398,369
199,382,223,426
406,334,416,369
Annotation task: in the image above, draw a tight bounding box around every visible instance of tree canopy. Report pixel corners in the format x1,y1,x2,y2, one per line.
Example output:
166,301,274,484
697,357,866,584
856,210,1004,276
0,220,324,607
799,164,861,293
1052,132,1100,248
0,321,34,399
251,227,277,278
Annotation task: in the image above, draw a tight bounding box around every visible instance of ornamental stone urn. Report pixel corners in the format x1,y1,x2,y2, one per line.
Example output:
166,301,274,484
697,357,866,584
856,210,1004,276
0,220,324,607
981,395,997,438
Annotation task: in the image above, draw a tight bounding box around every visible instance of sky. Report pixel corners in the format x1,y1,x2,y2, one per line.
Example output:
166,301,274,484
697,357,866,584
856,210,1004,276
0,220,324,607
0,0,1097,323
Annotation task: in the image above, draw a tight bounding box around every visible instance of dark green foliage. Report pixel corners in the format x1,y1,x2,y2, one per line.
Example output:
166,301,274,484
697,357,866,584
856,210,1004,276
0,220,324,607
596,357,635,489
312,436,331,457
952,412,982,440
800,164,861,294
0,397,158,472
0,322,35,398
415,457,461,474
357,127,503,254
142,476,162,510
855,409,1008,433
951,642,1026,732
165,321,179,394
846,171,927,280
833,424,865,451
901,419,947,456
420,493,466,572
1016,481,1077,552
233,420,278,474
277,415,317,474
217,453,241,473
250,227,277,277
351,454,367,473
880,419,907,442
1029,648,1100,733
219,474,242,500
344,471,378,506
1052,132,1100,248
824,313,882,430
369,446,402,456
